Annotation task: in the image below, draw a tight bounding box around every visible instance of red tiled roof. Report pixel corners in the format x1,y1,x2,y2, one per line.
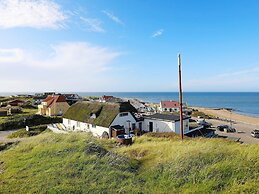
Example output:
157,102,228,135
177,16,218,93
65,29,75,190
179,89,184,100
160,101,179,109
101,95,113,101
43,95,67,108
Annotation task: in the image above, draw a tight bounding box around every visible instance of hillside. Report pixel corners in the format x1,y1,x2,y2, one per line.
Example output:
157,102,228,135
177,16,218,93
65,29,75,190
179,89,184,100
0,132,258,193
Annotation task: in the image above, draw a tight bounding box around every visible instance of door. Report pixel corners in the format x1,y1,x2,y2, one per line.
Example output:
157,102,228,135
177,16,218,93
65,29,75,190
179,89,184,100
149,122,153,132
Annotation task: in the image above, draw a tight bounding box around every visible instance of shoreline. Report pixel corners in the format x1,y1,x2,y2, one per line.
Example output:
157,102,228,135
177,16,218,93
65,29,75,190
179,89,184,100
192,106,259,126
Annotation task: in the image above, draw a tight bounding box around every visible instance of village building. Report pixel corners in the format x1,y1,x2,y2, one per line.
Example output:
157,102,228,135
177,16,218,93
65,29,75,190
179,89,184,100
99,95,114,103
159,100,180,112
62,101,143,138
143,113,190,134
63,93,82,105
7,99,26,106
38,95,70,116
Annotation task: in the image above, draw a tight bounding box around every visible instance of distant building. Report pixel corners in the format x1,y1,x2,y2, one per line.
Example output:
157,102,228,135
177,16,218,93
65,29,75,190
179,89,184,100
38,95,70,116
7,99,26,106
159,100,180,112
63,93,82,105
99,95,114,103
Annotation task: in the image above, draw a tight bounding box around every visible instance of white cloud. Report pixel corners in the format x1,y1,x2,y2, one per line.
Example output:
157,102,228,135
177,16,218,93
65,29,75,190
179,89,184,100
152,29,164,38
102,10,124,25
0,49,25,63
0,0,67,29
0,42,122,92
80,17,105,32
0,42,120,70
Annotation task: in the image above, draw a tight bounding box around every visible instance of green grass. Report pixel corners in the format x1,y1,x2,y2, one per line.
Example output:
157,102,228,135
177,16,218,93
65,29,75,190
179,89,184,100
0,132,258,193
7,125,48,138
0,108,38,124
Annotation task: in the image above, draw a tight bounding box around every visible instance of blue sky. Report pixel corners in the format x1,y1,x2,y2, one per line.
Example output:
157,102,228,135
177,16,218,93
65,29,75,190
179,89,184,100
0,0,259,92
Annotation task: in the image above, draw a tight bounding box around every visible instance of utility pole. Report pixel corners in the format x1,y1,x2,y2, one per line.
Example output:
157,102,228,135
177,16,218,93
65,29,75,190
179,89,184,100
178,54,184,141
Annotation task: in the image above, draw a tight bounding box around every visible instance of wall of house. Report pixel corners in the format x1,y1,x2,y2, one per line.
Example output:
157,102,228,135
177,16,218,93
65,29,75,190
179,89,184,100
63,118,110,137
143,119,174,133
143,118,190,134
110,112,140,133
174,119,190,134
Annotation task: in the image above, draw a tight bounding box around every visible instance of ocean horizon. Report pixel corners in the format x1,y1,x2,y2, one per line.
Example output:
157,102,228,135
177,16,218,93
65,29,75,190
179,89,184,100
1,92,259,118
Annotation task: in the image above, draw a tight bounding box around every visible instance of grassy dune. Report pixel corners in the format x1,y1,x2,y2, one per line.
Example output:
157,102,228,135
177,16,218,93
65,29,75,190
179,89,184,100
0,132,258,193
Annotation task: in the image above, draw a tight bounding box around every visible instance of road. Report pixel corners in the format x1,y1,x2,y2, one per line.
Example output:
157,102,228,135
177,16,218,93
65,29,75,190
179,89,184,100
208,119,259,144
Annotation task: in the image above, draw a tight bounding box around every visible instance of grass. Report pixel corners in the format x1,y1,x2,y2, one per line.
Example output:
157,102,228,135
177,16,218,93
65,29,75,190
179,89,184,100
191,109,215,119
0,132,258,193
0,108,38,124
7,125,48,138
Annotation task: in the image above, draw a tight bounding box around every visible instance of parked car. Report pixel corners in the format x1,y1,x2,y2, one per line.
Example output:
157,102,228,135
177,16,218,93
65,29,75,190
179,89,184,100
251,129,259,138
217,125,236,132
217,125,229,131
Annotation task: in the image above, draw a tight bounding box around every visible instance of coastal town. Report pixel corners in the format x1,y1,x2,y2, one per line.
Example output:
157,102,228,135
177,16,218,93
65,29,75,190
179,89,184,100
1,0,259,193
0,92,258,144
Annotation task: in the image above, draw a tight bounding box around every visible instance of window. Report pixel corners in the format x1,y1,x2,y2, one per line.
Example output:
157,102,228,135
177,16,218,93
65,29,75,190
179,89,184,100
119,113,128,117
87,124,90,129
92,124,96,128
77,121,80,128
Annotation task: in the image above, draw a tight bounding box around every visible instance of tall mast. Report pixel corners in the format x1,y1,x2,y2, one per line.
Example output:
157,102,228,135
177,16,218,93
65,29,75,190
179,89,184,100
178,54,183,141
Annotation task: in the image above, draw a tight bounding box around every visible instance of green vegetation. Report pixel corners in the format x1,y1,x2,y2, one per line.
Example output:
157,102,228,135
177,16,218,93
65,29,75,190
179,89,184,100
0,115,62,131
7,125,48,138
191,109,214,119
0,132,258,193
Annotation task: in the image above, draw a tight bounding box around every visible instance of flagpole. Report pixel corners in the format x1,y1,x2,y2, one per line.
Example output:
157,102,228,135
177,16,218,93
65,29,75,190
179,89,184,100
178,54,184,141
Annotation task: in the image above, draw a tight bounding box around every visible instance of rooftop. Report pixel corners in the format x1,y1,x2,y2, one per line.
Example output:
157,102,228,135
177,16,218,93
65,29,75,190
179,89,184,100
160,100,179,109
63,101,137,128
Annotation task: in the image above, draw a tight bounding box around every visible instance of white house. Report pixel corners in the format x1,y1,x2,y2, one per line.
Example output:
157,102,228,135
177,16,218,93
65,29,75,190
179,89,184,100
159,100,180,112
62,101,143,138
143,113,192,134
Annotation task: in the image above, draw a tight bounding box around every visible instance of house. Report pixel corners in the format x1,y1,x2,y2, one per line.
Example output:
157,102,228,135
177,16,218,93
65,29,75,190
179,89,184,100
159,100,180,112
143,113,191,134
7,99,26,106
63,93,82,105
38,95,70,116
99,95,114,103
62,101,143,138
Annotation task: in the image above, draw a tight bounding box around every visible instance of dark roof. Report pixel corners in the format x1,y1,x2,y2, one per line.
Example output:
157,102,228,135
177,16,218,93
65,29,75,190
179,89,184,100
144,113,190,122
63,101,137,128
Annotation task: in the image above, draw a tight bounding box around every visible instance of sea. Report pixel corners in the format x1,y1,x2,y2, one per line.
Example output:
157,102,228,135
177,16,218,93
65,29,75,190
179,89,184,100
1,92,259,118
77,92,259,118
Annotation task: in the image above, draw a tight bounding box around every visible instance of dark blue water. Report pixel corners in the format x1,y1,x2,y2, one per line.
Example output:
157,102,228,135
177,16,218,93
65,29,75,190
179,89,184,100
78,92,259,118
1,92,259,117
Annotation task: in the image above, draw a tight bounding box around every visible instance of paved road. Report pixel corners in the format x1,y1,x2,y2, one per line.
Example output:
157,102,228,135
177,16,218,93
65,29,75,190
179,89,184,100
0,129,20,143
208,119,259,144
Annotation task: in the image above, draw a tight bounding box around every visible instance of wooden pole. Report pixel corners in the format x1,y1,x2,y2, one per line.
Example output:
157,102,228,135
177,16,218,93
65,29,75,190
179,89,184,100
178,54,184,141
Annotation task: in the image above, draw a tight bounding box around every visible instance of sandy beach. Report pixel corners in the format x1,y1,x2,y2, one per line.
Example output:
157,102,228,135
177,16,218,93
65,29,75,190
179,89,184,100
193,107,259,126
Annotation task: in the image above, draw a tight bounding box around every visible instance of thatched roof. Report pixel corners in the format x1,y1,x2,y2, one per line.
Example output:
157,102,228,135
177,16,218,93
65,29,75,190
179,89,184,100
63,101,137,128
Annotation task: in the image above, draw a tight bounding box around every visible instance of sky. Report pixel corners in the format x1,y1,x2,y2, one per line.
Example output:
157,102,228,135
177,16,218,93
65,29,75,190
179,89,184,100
0,0,259,92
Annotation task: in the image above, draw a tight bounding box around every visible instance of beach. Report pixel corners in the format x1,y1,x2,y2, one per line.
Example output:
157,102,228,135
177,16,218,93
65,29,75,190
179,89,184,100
194,107,259,126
